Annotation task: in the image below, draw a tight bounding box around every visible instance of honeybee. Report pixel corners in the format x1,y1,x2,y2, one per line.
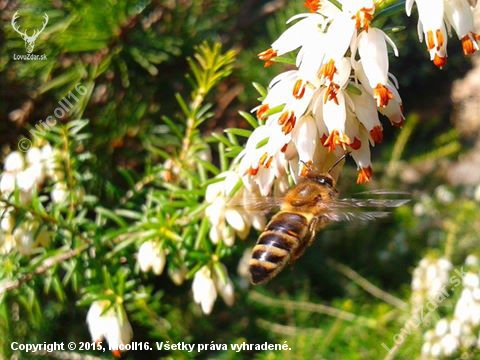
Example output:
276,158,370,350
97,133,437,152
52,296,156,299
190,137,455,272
247,158,409,285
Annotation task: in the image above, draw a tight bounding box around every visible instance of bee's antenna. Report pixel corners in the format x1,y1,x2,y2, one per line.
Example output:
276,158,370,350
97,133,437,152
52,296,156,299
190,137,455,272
327,152,350,174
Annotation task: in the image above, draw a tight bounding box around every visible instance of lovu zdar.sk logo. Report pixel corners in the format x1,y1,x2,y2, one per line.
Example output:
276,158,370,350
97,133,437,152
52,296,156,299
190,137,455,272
11,11,48,60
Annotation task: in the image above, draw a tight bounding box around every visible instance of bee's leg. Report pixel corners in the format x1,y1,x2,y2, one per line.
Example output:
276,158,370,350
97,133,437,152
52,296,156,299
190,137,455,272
306,215,332,246
306,217,318,247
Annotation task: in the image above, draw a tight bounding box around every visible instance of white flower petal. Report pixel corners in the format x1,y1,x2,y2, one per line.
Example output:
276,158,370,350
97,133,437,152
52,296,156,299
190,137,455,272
192,267,217,315
138,241,154,273
217,277,234,307
335,58,352,88
26,147,43,165
0,173,16,194
351,128,372,169
249,213,266,231
86,301,107,342
445,0,477,38
415,0,445,31
349,88,382,134
272,15,325,56
225,209,246,233
4,152,24,172
323,90,347,134
358,28,389,87
324,14,356,61
151,248,166,275
209,226,221,245
406,0,415,16
103,307,133,350
51,183,69,204
292,115,317,163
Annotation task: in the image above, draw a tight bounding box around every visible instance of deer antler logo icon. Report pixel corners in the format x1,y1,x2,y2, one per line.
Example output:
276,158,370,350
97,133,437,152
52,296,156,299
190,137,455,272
11,11,49,54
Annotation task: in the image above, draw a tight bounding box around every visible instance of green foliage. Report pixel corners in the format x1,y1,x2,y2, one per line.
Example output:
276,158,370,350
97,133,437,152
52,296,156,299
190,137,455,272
0,0,479,359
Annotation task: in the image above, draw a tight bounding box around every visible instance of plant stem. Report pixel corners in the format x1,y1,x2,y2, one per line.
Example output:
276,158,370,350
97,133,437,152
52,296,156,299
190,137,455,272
0,243,89,297
249,291,377,328
328,259,408,310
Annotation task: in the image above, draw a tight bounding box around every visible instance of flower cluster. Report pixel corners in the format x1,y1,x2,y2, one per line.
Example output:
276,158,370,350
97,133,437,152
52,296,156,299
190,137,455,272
453,260,480,329
192,264,234,315
406,0,479,68
422,318,464,358
411,256,452,310
0,218,50,255
421,255,480,358
205,171,265,245
86,301,133,358
239,0,405,194
413,186,456,217
0,145,61,254
0,145,59,202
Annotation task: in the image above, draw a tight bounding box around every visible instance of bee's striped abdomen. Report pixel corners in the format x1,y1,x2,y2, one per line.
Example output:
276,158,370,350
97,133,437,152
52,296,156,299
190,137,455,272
249,212,308,285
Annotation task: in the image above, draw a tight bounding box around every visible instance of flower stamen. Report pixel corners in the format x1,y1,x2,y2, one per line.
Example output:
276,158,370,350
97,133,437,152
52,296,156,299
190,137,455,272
278,111,292,125
278,111,296,134
373,84,393,107
353,7,375,31
300,160,314,176
256,104,270,120
259,152,269,166
258,48,278,67
356,166,373,184
323,130,350,152
433,54,447,69
304,0,321,12
282,116,296,134
293,79,307,99
461,33,479,55
323,83,340,105
319,59,337,82
435,29,444,50
427,30,436,50
265,156,274,168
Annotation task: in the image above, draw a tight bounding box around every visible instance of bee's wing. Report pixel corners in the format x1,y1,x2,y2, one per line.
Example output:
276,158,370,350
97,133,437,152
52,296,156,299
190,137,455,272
322,209,391,222
353,189,410,196
227,196,284,214
337,198,411,208
320,196,410,223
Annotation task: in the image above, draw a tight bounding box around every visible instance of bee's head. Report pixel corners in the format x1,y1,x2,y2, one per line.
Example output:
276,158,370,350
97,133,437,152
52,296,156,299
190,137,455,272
306,172,335,188
312,174,335,188
300,161,336,188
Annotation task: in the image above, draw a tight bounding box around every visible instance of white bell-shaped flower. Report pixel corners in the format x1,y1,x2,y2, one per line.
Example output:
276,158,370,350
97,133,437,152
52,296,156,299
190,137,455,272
86,301,133,358
192,266,217,315
137,240,166,275
4,151,25,173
